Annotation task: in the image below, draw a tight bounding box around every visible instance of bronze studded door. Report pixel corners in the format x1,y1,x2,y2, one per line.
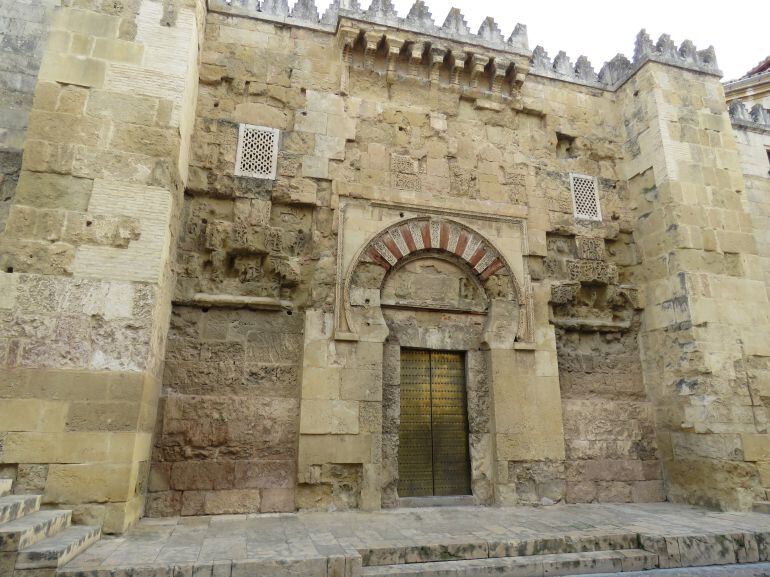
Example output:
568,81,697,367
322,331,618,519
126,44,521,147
398,349,472,498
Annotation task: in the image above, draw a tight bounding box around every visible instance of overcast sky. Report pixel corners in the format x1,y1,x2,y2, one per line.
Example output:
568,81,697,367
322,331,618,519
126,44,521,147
310,0,766,82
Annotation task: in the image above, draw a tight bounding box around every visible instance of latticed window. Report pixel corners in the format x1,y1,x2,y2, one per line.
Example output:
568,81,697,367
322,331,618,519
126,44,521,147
235,124,280,180
570,173,602,221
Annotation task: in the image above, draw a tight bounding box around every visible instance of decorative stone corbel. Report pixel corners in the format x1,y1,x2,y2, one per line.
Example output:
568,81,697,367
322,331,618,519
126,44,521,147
385,35,405,84
468,53,488,89
450,52,465,86
429,45,446,86
409,41,426,77
491,58,511,95
364,31,382,70
338,26,359,94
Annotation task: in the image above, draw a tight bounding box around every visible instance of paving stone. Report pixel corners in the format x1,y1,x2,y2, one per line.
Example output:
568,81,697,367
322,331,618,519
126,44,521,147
58,504,770,577
16,525,100,569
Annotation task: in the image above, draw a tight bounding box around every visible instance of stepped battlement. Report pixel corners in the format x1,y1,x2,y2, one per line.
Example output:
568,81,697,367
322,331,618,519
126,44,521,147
209,0,722,90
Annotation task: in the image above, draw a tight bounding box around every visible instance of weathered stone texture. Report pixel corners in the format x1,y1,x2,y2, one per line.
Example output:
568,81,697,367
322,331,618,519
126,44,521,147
148,307,301,516
619,63,770,511
0,0,205,533
0,0,57,232
2,0,768,532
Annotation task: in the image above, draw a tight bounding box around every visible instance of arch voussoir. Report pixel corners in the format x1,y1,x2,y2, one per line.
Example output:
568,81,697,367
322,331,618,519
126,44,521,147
362,217,510,285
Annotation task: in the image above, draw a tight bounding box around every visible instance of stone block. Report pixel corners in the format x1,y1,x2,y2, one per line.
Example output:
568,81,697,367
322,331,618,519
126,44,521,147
340,368,382,402
302,156,328,179
742,434,770,462
27,111,107,147
65,401,140,432
327,115,356,140
45,463,133,503
315,135,346,161
0,432,110,464
217,26,268,48
260,488,294,512
203,489,260,514
109,123,178,157
632,480,665,502
299,434,372,466
85,91,159,125
233,102,288,129
52,8,120,38
38,53,107,88
306,90,344,115
233,460,294,489
295,111,327,134
300,400,359,435
676,534,737,566
0,272,19,310
169,461,236,491
13,172,93,211
0,399,67,433
301,367,341,399
92,38,144,64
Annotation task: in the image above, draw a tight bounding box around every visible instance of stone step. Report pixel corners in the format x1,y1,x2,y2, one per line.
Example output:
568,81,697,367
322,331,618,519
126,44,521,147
361,533,640,566
0,479,11,497
0,495,41,525
362,549,658,577
753,501,770,514
399,496,477,508
16,525,101,569
0,510,72,552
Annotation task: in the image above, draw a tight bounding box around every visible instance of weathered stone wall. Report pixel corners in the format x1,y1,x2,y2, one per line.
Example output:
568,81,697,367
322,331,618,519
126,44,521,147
619,62,770,510
734,126,770,293
557,324,663,502
0,0,204,533
733,122,770,498
152,6,678,513
147,307,301,516
0,0,58,231
546,230,664,503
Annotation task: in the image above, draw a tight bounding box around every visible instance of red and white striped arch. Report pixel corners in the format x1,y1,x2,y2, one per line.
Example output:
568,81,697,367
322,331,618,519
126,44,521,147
365,218,509,282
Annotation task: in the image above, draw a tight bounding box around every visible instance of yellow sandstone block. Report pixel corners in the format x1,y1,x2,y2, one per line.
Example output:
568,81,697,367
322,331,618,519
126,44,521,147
39,53,106,89
743,434,770,462
299,434,372,466
92,38,144,64
45,463,133,503
0,399,68,432
0,432,109,464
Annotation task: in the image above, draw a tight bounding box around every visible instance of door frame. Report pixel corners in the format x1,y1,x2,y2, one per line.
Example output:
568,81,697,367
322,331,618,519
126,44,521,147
397,348,473,498
380,310,495,508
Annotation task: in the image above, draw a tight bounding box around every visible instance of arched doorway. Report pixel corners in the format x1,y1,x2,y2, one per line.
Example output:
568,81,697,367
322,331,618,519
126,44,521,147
343,217,524,506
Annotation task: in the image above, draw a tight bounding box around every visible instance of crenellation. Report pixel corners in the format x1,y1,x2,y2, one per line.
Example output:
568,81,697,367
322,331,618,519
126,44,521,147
633,29,655,64
730,99,770,131
598,54,633,87
289,0,319,21
365,0,398,21
405,0,434,30
477,16,504,45
508,23,529,52
574,56,598,83
261,0,290,17
440,7,471,37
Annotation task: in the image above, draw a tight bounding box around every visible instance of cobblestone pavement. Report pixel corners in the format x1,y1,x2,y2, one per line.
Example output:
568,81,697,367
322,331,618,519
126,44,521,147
60,503,770,574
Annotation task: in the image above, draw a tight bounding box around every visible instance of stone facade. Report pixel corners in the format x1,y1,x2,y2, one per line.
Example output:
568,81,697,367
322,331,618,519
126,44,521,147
0,0,769,533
